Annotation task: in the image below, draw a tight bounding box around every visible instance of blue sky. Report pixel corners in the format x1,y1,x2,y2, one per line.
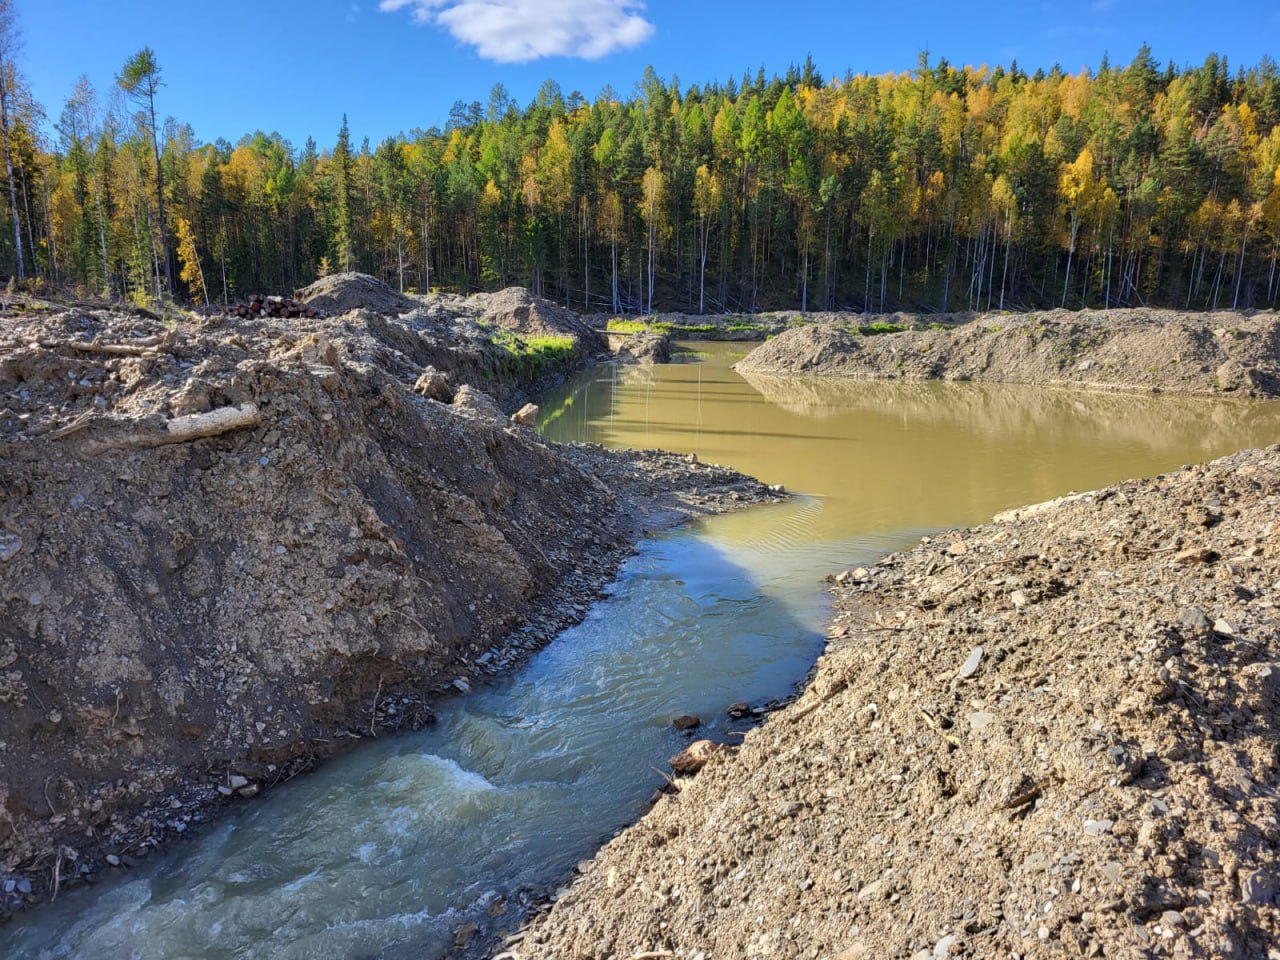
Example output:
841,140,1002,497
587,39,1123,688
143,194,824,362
21,0,1280,148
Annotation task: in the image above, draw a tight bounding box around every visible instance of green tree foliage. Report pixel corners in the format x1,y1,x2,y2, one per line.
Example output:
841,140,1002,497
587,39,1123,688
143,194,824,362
17,49,1280,311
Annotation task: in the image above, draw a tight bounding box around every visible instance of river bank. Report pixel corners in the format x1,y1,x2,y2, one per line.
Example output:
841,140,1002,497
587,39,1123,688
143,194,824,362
735,308,1280,397
0,285,779,918
511,444,1280,959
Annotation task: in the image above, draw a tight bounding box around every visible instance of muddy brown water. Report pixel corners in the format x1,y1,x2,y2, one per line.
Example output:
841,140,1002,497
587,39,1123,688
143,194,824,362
7,343,1280,959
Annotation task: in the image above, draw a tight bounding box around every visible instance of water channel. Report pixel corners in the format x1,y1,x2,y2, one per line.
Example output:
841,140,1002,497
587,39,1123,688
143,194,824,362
7,343,1280,959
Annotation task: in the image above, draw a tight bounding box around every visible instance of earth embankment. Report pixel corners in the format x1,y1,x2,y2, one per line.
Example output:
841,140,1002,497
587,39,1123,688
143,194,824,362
0,292,775,912
512,445,1280,959
735,309,1280,397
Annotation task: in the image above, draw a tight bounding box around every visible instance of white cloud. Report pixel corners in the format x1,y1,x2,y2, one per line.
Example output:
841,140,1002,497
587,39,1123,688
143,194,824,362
378,0,655,62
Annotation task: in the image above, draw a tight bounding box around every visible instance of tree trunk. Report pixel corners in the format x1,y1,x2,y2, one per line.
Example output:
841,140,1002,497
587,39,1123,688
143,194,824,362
1232,228,1249,310
146,87,172,296
0,60,23,279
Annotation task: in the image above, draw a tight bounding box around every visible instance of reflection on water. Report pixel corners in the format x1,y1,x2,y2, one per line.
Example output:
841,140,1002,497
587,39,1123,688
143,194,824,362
7,343,1280,959
540,344,1280,544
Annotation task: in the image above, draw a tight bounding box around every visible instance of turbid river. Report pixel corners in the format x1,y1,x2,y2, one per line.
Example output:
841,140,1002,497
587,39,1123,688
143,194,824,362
7,343,1280,959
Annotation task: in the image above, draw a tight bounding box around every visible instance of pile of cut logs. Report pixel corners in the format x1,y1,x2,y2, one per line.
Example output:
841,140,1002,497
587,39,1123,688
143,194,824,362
229,295,321,319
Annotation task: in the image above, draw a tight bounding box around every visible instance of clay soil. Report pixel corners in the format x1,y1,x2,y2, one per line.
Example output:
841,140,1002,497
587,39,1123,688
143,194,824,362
512,445,1280,959
0,281,777,914
735,308,1280,397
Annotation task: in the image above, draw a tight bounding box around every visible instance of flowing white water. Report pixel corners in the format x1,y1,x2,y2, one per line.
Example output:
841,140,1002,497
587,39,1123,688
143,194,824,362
6,344,1280,959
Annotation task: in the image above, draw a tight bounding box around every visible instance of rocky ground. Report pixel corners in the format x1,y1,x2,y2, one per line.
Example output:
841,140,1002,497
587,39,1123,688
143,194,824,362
0,278,779,916
735,308,1280,397
511,445,1280,959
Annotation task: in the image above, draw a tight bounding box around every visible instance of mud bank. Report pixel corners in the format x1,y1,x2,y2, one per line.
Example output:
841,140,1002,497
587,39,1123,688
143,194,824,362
0,292,777,915
512,445,1280,959
735,308,1280,397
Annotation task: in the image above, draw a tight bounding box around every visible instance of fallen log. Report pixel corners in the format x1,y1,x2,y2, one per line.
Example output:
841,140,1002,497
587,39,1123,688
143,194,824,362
79,403,261,456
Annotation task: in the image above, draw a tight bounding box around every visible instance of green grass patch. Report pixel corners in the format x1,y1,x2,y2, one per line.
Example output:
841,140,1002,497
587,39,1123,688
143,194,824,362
489,330,579,378
857,322,909,336
605,318,653,334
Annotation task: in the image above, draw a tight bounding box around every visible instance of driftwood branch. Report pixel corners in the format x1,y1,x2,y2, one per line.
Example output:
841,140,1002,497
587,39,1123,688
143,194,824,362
80,403,261,456
39,334,167,357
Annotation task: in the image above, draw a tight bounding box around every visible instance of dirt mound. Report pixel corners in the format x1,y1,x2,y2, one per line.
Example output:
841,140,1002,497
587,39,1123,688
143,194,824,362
0,305,778,912
294,272,418,316
736,309,1280,397
469,287,603,345
614,332,672,365
513,446,1280,959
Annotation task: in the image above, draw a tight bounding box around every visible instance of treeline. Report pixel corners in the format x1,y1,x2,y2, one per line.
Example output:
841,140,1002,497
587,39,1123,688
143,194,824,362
10,41,1280,313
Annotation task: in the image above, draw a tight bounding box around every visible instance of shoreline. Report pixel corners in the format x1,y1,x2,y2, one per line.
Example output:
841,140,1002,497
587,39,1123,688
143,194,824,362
509,444,1280,959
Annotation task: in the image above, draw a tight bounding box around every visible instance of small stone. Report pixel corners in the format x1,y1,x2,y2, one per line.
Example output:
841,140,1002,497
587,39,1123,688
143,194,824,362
934,933,959,958
0,534,21,563
2,879,13,894
1180,607,1213,635
1174,546,1219,565
216,785,234,797
1241,870,1276,905
1083,819,1114,837
16,878,32,895
1037,926,1050,940
669,739,720,774
510,403,540,427
968,711,995,731
1010,590,1028,608
228,775,249,790
726,701,750,719
451,677,472,694
105,854,121,867
858,879,886,901
238,784,260,799
275,545,287,555
1212,619,1236,637
672,715,702,731
948,540,968,556
413,366,454,403
958,647,984,680
258,456,270,467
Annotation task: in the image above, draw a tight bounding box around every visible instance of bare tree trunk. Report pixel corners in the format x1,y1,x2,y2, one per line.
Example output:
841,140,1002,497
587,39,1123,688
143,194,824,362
1232,229,1249,310
0,60,22,278
1062,215,1079,308
145,89,172,296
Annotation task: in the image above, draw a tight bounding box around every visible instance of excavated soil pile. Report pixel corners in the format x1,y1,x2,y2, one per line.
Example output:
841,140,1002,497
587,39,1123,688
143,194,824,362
736,309,1280,397
0,305,775,911
469,287,604,346
514,446,1280,960
295,275,606,404
295,271,419,316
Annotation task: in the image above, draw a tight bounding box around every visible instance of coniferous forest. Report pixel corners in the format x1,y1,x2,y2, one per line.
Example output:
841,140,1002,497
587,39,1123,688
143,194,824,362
9,44,1280,313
